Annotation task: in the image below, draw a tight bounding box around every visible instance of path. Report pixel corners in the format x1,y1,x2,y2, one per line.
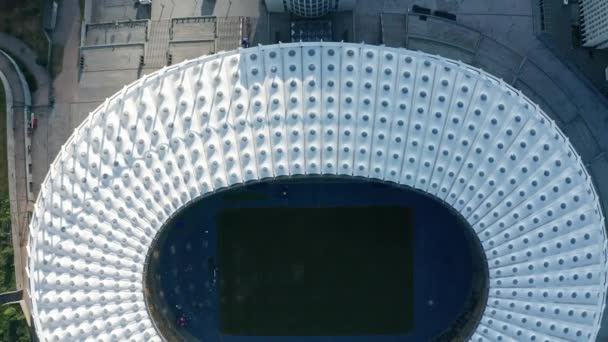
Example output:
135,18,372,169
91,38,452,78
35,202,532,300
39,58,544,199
0,290,23,306
145,20,171,67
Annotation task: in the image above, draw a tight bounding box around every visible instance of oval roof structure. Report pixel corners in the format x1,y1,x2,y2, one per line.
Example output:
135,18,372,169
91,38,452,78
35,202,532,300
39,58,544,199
28,42,607,342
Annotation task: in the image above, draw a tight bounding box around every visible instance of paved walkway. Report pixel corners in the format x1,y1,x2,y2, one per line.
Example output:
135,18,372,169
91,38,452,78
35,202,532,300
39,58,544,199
0,33,51,106
29,0,81,199
51,0,80,103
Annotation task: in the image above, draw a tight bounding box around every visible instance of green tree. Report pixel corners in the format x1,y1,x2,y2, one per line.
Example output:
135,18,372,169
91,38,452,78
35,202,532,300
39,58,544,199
0,198,9,220
0,304,30,341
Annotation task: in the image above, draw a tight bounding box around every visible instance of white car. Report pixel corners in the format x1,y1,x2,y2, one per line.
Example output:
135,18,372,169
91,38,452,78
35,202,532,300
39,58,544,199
138,0,152,4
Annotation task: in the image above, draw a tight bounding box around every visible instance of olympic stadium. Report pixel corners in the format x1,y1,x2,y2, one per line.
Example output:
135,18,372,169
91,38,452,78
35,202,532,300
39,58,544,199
24,41,608,341
0,1,606,342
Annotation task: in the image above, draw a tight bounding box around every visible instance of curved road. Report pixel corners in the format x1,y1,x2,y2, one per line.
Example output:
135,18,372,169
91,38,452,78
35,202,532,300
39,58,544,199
0,50,32,327
0,32,50,105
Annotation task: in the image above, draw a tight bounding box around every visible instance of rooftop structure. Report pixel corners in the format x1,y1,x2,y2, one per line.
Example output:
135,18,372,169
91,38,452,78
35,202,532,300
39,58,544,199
265,0,355,18
580,0,608,48
26,42,607,341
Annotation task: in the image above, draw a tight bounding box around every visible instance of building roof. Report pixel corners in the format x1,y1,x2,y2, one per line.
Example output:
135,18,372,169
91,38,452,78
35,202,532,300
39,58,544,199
27,42,607,341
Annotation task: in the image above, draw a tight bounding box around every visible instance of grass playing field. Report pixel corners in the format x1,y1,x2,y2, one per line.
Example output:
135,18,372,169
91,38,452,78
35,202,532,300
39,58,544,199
145,178,484,341
217,206,414,336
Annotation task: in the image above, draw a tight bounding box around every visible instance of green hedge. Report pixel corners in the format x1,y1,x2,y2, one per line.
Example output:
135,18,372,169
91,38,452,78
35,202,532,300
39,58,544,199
0,305,30,342
0,199,30,341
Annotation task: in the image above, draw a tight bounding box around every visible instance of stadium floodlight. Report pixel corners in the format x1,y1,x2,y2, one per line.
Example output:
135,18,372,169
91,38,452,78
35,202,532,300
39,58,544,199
27,42,607,341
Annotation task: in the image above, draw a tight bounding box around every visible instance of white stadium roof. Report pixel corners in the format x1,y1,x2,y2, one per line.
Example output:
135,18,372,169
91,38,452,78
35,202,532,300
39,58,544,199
28,42,607,341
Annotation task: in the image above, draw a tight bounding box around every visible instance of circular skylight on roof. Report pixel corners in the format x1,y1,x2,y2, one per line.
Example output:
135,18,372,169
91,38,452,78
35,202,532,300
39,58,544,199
27,42,607,342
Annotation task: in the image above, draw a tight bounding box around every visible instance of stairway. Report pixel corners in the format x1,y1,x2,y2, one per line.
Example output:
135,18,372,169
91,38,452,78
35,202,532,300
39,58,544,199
145,20,172,68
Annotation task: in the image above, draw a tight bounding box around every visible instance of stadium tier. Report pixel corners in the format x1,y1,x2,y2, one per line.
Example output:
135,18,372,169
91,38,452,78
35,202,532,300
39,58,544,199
27,42,607,341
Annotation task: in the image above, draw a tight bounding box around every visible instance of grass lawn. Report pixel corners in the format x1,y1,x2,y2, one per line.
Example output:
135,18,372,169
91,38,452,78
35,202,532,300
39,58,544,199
0,1,48,63
0,0,47,94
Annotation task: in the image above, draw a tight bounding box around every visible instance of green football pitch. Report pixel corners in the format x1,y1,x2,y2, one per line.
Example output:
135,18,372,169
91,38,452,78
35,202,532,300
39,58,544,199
217,206,414,336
